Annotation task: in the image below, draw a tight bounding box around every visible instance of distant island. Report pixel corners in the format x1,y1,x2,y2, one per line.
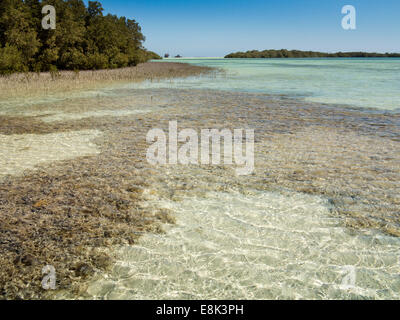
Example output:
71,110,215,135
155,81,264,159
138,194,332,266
225,49,400,58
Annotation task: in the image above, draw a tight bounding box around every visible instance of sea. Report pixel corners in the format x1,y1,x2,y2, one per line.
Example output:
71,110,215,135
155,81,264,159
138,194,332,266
139,57,400,112
54,58,400,300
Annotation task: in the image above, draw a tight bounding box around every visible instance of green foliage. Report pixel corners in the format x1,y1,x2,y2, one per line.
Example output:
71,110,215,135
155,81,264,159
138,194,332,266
225,49,400,59
142,50,163,61
0,0,161,74
86,52,108,69
0,44,25,74
0,0,40,69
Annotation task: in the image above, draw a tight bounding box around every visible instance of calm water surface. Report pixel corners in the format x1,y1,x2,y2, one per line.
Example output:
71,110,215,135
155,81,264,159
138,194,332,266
53,59,400,299
142,58,400,111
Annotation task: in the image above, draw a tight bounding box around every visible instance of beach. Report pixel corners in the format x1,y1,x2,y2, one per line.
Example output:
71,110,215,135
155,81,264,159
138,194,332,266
0,60,399,299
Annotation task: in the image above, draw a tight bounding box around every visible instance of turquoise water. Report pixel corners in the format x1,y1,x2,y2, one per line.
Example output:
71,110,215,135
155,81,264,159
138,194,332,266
144,58,400,111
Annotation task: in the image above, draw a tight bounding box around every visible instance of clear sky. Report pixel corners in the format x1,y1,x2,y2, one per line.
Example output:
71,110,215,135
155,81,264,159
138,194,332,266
86,0,400,57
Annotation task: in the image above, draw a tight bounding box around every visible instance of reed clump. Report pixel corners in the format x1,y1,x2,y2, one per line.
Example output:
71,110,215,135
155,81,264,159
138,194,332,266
0,62,214,100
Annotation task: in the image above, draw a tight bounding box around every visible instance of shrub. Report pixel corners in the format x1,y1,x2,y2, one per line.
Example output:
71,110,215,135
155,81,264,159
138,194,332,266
0,45,25,75
87,53,109,70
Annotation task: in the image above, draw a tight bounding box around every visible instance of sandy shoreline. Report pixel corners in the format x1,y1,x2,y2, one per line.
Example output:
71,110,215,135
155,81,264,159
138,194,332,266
0,64,399,299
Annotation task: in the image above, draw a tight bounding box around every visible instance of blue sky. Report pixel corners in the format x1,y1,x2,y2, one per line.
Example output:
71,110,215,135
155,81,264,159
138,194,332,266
86,0,400,57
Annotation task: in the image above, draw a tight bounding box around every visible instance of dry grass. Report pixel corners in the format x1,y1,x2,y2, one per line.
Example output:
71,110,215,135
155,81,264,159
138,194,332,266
0,62,214,100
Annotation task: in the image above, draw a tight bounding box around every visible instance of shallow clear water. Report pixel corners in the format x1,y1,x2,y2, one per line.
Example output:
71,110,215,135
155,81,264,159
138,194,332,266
3,60,397,299
33,67,397,300
83,60,399,299
137,58,400,111
0,130,101,180
75,190,400,300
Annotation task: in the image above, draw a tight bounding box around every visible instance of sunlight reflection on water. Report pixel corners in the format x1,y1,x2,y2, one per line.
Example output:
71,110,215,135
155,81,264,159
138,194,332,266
72,190,400,300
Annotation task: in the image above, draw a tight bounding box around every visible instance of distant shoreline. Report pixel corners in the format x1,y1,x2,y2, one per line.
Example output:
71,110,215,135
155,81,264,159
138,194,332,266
225,49,400,58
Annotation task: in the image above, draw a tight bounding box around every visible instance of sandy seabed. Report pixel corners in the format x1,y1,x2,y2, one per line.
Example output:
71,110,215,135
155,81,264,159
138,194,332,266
0,78,399,299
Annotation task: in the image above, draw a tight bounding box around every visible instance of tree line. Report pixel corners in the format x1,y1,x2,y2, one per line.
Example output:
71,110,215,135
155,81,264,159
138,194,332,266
225,49,400,59
0,0,161,75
